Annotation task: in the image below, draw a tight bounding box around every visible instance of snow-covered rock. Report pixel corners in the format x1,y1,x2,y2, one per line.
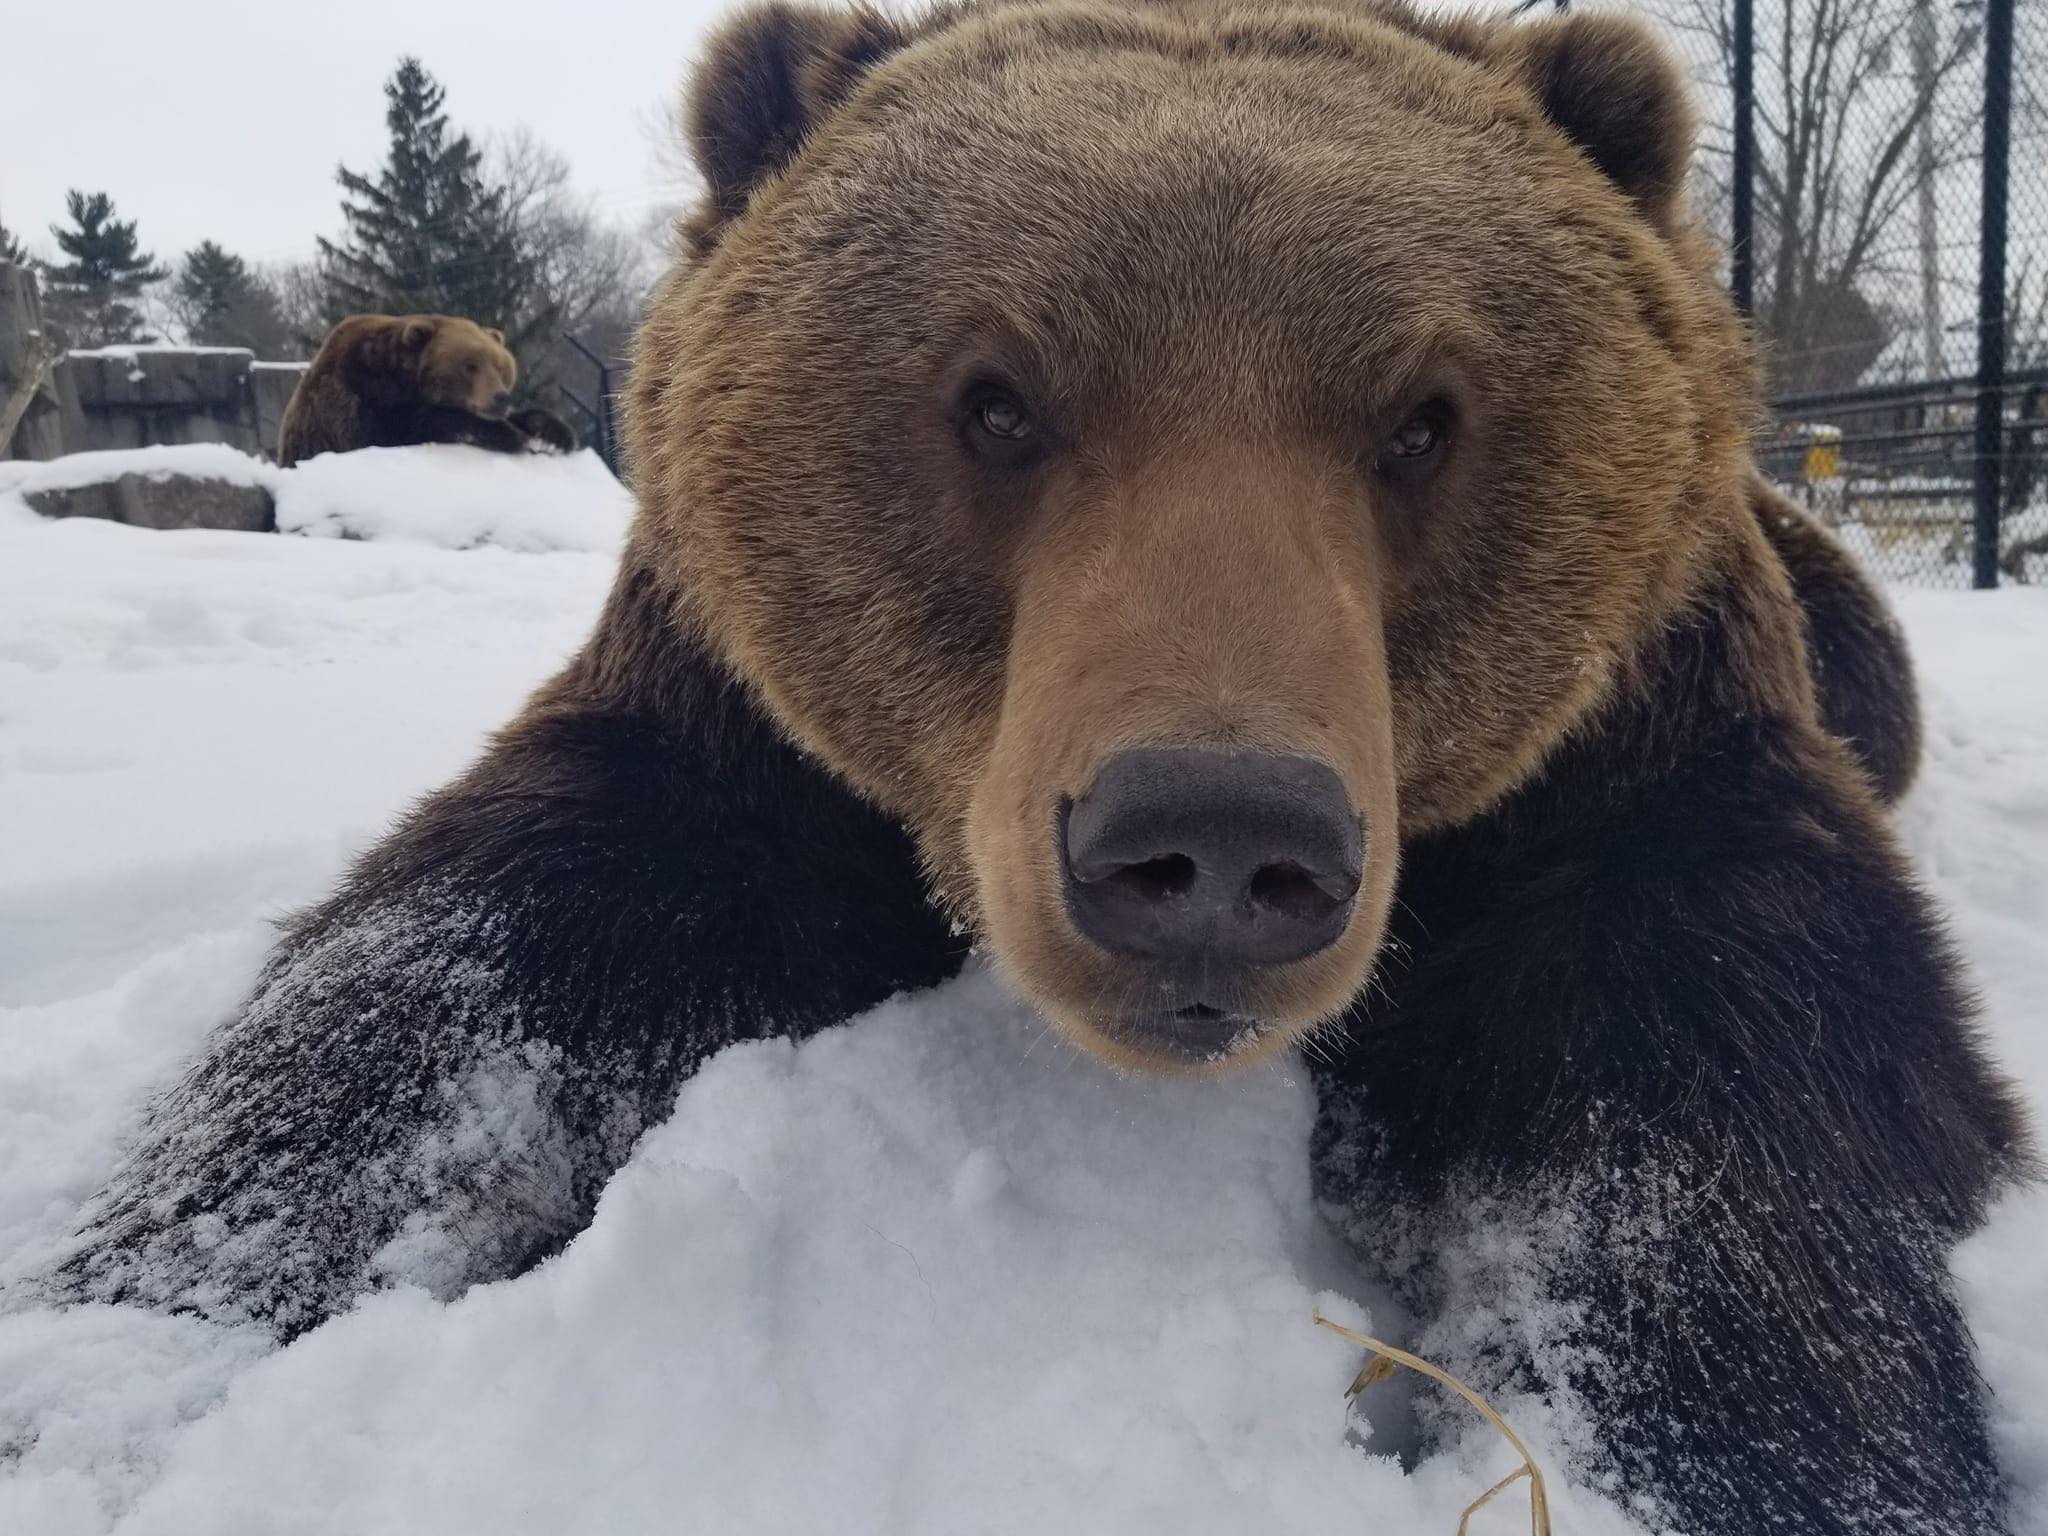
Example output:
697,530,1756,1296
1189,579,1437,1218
4,443,281,498
8,443,632,554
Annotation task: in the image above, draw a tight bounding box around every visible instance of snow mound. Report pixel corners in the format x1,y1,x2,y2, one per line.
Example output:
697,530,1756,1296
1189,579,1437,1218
1,443,631,556
26,973,1621,1536
1,963,1642,1536
275,446,632,553
64,344,258,360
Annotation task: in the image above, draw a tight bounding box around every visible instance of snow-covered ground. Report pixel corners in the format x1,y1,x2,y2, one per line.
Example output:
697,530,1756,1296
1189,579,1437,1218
0,449,2043,1535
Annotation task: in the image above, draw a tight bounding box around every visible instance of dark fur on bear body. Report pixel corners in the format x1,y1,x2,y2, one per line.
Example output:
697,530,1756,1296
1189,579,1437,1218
1311,535,2003,1528
56,4,2028,1533
1754,480,1925,802
277,313,578,468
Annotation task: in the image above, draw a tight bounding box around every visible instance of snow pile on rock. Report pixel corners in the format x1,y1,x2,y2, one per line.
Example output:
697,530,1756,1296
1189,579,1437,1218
1,443,280,498
4,442,631,554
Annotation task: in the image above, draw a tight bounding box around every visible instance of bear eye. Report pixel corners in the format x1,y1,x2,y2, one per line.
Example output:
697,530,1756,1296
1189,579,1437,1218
1376,399,1458,479
969,386,1032,442
1384,403,1450,462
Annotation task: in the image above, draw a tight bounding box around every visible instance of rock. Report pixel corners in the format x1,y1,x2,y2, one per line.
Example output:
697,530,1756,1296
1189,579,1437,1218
26,473,276,533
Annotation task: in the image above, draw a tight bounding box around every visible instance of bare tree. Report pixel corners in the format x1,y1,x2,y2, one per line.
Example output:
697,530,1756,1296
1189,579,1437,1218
1998,257,2048,577
638,94,703,262
489,127,657,421
1654,0,1982,394
265,259,331,358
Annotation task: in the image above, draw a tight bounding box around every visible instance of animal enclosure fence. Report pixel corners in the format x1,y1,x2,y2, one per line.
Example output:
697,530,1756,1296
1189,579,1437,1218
1628,0,2048,586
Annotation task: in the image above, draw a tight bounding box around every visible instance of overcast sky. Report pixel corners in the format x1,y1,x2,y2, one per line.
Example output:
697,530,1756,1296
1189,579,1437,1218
1,0,730,268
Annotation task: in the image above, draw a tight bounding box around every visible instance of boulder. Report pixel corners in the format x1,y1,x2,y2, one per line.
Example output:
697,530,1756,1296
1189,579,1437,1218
26,472,276,533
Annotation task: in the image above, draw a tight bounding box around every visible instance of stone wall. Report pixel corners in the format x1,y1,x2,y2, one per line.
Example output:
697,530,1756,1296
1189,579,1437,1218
252,362,304,457
1,261,307,462
57,345,306,458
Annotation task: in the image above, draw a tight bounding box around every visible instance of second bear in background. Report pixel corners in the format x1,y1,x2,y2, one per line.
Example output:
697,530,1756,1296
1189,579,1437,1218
278,313,577,467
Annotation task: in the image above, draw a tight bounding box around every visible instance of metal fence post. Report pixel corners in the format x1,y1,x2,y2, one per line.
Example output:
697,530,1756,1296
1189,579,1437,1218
1973,0,2014,589
563,331,621,475
1729,0,1755,316
597,361,619,475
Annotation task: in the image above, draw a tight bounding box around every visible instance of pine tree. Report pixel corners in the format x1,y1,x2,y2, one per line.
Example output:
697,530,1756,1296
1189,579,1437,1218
40,190,168,347
316,58,549,351
172,240,290,353
0,213,27,266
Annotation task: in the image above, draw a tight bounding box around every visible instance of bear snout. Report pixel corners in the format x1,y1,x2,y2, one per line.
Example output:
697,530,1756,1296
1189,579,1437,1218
1059,747,1362,973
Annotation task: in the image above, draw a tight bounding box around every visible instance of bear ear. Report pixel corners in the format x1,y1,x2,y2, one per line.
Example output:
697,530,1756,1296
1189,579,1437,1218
401,318,436,350
1493,13,1695,231
486,326,505,344
683,1,910,244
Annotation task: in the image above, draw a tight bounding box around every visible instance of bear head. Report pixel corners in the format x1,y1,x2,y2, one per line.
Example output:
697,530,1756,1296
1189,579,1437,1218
628,0,1758,1073
392,314,519,418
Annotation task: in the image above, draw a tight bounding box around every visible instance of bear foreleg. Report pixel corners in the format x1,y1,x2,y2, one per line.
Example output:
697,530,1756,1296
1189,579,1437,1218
508,406,580,453
1311,738,2024,1534
52,565,964,1335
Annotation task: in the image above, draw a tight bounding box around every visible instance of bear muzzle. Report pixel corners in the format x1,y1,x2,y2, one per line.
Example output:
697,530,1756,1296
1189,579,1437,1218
1060,747,1362,965
1058,746,1365,1063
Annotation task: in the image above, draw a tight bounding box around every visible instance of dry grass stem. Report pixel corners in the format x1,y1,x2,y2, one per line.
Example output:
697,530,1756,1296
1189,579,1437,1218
1312,1309,1553,1536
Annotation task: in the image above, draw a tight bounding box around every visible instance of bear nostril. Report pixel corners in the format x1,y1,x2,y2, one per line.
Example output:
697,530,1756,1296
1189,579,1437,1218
1247,860,1345,924
1094,852,1197,904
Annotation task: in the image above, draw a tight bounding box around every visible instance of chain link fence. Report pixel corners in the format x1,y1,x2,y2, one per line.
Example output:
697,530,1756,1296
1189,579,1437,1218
1587,0,2047,586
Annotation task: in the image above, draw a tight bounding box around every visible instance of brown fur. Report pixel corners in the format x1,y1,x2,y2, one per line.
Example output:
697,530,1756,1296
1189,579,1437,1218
279,314,526,468
634,0,1759,1069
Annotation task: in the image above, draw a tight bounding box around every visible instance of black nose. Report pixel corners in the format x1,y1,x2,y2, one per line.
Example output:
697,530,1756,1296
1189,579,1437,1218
492,391,513,411
1061,748,1363,970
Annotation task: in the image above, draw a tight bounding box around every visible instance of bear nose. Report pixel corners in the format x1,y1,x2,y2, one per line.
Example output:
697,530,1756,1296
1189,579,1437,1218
492,390,513,411
1060,748,1363,970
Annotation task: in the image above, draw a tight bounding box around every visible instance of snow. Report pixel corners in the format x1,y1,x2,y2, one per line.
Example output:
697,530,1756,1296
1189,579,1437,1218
275,445,634,553
2,442,633,554
64,344,258,360
0,461,2044,1535
2,443,281,497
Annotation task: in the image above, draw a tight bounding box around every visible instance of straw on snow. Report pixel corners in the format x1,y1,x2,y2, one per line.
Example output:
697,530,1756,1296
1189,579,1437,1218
1312,1310,1553,1536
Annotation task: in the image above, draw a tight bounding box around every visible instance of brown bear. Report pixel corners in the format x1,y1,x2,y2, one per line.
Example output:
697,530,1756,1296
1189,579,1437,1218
277,312,578,468
57,3,2028,1533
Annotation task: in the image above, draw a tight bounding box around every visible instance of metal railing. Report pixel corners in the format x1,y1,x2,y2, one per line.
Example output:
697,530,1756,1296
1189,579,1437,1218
561,330,623,476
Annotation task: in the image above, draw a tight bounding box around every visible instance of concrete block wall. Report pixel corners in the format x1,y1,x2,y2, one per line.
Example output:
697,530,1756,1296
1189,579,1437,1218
2,261,307,462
